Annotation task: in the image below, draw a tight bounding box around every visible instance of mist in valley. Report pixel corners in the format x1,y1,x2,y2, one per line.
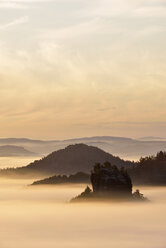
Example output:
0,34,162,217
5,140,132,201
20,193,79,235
0,177,166,248
0,157,41,170
0,0,165,246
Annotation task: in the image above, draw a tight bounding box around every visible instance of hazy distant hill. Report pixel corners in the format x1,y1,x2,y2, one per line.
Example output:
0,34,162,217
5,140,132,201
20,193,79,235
138,136,166,141
0,138,45,144
0,145,37,157
1,136,166,159
0,144,133,178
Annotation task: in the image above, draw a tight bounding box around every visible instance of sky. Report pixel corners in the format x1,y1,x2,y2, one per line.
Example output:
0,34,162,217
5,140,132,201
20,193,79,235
0,0,166,139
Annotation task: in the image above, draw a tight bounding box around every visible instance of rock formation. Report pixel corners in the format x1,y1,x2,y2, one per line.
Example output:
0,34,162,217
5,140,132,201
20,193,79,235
91,162,132,196
71,162,147,202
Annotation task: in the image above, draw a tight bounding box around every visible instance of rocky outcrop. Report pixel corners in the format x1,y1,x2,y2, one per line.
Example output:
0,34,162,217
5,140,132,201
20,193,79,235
91,162,132,196
71,162,147,202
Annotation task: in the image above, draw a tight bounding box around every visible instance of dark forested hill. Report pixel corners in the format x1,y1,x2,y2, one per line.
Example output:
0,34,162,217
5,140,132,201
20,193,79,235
0,144,133,178
128,151,166,185
31,172,90,185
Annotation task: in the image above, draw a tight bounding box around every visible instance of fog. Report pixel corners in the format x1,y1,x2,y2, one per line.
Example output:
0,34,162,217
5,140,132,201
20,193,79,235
0,157,41,169
0,178,166,248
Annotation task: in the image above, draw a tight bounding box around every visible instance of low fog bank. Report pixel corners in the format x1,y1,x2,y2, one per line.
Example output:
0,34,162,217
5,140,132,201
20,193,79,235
0,180,166,248
0,157,41,169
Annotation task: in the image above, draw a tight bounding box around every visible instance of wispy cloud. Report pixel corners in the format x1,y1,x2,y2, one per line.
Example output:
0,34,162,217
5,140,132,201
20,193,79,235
0,0,60,3
0,16,29,30
0,2,27,8
0,0,165,138
0,0,56,8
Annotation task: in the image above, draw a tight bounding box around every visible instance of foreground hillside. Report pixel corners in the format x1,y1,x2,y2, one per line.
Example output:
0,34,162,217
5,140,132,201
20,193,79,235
0,144,133,178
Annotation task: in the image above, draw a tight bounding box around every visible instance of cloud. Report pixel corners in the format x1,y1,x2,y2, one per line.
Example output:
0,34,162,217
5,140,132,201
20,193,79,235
133,6,166,18
0,16,29,30
0,3,27,8
0,0,165,138
0,0,61,8
0,0,64,3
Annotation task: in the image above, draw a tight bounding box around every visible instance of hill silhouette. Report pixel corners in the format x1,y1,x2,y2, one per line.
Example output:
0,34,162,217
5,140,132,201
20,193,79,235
129,151,166,185
2,136,166,159
0,144,133,178
0,145,37,157
31,172,90,185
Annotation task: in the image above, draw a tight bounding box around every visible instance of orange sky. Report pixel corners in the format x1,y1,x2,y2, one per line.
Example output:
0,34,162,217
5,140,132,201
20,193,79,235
0,0,166,139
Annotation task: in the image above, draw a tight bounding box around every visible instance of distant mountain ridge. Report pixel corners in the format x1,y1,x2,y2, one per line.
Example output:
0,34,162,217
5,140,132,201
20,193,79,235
0,136,133,143
0,144,134,178
0,138,51,144
0,145,37,157
1,136,166,159
138,136,166,141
